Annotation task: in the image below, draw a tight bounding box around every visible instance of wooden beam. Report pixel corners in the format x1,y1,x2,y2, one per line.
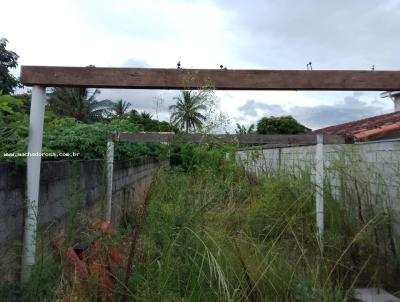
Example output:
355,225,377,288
20,66,400,91
117,133,347,145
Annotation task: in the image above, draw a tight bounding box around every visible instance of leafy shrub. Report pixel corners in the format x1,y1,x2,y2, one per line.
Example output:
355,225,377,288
0,93,29,161
129,112,178,132
257,115,309,134
1,116,165,162
169,144,229,172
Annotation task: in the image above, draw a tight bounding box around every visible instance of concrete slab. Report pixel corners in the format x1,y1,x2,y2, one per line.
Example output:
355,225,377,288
354,288,400,302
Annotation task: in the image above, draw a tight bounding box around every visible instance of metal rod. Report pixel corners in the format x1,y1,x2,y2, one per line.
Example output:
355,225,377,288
21,85,46,281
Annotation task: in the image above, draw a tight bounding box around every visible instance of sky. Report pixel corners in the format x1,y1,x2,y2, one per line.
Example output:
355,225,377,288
1,0,399,131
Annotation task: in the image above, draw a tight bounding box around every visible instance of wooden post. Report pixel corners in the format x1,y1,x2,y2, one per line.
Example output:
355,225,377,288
315,135,324,246
106,140,114,222
21,86,46,281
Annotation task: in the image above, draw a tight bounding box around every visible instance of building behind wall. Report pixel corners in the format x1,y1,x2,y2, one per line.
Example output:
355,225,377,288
312,91,400,141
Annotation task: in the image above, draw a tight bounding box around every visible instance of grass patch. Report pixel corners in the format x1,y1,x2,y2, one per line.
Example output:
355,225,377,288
127,148,399,301
2,146,399,301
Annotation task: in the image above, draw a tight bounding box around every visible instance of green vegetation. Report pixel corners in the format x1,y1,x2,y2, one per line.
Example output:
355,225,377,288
0,93,175,163
0,92,29,160
1,117,165,162
129,148,398,301
257,116,309,134
0,92,27,138
169,90,208,133
110,99,132,118
1,37,398,301
41,118,165,160
235,123,256,134
0,38,20,94
129,109,178,132
47,87,114,122
0,39,313,164
2,146,398,301
0,39,178,163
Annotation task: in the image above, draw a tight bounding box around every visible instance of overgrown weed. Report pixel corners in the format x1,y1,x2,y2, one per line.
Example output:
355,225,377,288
2,145,399,301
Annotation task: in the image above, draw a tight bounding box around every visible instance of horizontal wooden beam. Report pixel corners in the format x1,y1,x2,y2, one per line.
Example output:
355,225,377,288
20,66,400,91
117,133,348,145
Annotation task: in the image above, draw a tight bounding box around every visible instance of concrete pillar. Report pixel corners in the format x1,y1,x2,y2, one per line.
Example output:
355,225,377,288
393,95,400,112
21,86,46,281
106,140,114,222
315,135,324,247
381,91,400,112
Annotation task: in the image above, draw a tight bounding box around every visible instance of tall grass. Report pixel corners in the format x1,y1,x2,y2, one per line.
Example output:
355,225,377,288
1,145,398,301
127,146,399,301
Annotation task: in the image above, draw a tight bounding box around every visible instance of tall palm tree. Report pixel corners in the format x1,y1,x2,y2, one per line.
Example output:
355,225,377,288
111,99,131,118
139,111,153,119
47,87,113,122
169,90,207,133
235,123,255,134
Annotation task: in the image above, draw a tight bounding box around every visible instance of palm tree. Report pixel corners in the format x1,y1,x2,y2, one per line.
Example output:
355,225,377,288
111,99,131,118
235,123,255,134
169,90,207,133
139,111,153,119
47,87,113,122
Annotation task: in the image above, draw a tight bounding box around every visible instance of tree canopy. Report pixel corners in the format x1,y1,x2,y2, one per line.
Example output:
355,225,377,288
169,90,207,133
47,87,113,122
0,38,20,94
129,109,177,132
110,99,131,118
235,123,255,135
257,116,309,134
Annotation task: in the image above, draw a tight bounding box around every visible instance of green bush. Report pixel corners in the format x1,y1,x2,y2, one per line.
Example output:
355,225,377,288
129,112,178,132
0,93,29,161
1,117,165,162
257,115,308,134
169,144,232,172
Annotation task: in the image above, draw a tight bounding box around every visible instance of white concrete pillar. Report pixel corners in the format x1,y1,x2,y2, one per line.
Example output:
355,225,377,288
393,95,400,112
106,140,114,222
382,91,400,112
315,135,324,246
21,85,46,281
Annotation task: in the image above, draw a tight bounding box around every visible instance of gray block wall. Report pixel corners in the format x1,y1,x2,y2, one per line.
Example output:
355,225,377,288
237,139,400,237
0,157,157,281
237,140,400,207
237,139,400,265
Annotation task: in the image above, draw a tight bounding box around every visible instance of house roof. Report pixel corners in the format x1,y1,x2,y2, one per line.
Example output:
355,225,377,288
311,111,400,141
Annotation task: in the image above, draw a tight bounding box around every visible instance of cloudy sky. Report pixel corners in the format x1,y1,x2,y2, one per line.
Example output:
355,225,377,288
2,0,399,130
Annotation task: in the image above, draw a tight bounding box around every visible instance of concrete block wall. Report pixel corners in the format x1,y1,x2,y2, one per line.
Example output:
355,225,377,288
237,140,400,207
0,157,157,281
237,140,400,264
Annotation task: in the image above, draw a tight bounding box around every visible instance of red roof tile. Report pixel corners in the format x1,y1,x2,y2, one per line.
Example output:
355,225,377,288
311,111,400,137
354,123,400,141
